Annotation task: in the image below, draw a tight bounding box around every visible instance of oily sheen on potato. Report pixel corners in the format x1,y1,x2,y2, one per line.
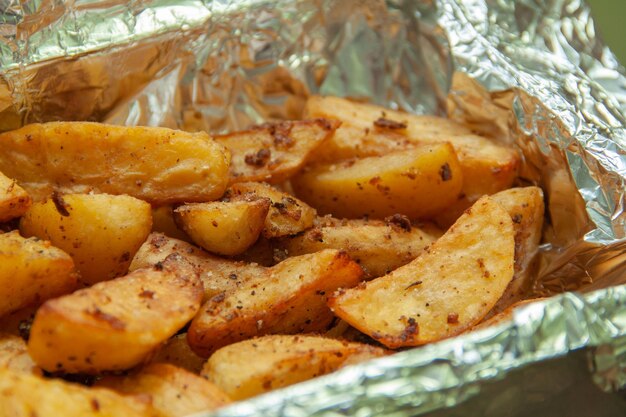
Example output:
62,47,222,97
20,193,152,285
329,196,515,348
28,255,203,373
0,122,231,204
291,143,463,219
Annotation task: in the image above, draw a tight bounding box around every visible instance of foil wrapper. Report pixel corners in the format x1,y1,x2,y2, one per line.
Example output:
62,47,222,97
0,0,625,415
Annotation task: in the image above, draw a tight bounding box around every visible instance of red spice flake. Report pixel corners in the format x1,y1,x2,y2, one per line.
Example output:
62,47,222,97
373,117,407,130
139,290,155,299
51,191,71,217
385,213,412,231
447,312,459,324
439,163,452,181
244,148,271,167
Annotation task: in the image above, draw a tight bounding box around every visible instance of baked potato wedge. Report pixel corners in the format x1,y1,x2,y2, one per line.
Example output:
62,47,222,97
202,335,386,400
98,363,230,417
149,333,206,374
227,182,317,238
305,96,519,199
0,172,31,222
215,119,339,184
20,193,152,285
0,231,77,317
28,255,203,373
173,199,270,256
0,369,157,417
275,216,441,278
291,144,463,219
0,122,231,204
130,233,266,302
0,333,41,375
329,196,515,348
188,249,364,357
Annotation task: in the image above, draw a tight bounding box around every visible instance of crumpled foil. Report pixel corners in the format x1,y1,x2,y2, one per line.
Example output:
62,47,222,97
0,0,625,415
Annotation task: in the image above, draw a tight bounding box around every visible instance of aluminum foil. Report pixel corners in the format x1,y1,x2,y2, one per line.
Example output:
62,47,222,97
0,0,625,415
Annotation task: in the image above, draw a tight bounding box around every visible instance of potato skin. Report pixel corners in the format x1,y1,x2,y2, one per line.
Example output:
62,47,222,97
0,231,77,317
28,256,203,373
330,196,515,348
0,369,158,417
292,144,463,219
203,335,386,400
0,172,31,222
188,249,364,357
0,122,231,204
174,199,270,256
20,193,152,285
98,363,230,417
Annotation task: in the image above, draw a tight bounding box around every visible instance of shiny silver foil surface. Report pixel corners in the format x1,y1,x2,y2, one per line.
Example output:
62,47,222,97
0,0,624,415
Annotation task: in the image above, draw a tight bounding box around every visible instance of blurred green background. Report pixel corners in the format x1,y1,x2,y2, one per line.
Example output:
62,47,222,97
588,0,625,65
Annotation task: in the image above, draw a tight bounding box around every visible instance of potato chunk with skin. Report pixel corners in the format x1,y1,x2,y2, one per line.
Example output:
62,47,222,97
151,205,192,242
305,96,519,200
174,199,270,256
215,119,339,184
98,363,230,417
28,255,204,373
130,233,266,302
329,196,515,348
227,182,317,238
0,172,31,222
0,333,41,375
0,231,77,317
0,369,158,417
275,216,441,278
203,335,386,400
188,249,364,357
0,122,231,204
20,193,152,285
291,144,463,219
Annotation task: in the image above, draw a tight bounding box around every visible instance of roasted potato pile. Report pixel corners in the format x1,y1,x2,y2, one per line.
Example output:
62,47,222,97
0,96,547,415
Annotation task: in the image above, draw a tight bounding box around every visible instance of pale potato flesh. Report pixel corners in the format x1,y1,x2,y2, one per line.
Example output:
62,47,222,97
0,369,158,417
187,249,364,357
0,333,41,375
97,363,230,417
0,231,77,317
329,196,515,348
0,122,231,204
20,193,152,285
174,199,270,256
203,335,386,400
28,255,204,373
0,171,31,223
149,333,206,374
227,182,317,238
292,143,463,219
276,216,441,278
305,96,519,199
215,119,339,184
130,233,267,302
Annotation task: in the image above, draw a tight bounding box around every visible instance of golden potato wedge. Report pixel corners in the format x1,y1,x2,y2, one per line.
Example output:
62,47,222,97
188,249,364,357
0,122,231,204
215,119,339,184
291,144,463,219
490,187,544,313
305,96,519,199
474,298,546,330
173,199,270,256
151,205,192,242
227,182,317,238
202,335,386,400
0,172,31,222
98,363,230,417
0,369,157,417
275,216,441,278
0,333,41,375
28,255,203,373
149,334,206,374
329,196,515,348
20,193,152,285
130,233,266,302
0,231,77,317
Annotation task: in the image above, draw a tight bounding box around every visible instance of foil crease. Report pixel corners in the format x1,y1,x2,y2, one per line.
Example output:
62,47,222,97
0,0,625,415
